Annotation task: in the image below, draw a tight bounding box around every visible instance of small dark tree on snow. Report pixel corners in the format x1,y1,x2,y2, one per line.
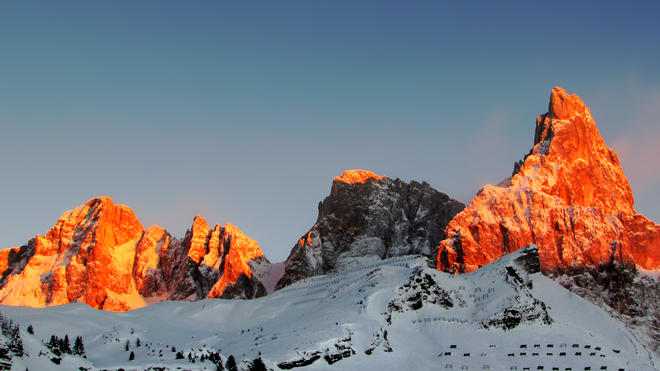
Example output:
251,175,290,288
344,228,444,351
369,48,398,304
226,355,238,371
249,357,267,371
208,351,223,370
73,336,86,358
176,351,185,359
0,345,9,360
6,323,23,356
27,325,34,335
129,351,135,361
61,335,71,354
136,338,141,347
125,340,130,351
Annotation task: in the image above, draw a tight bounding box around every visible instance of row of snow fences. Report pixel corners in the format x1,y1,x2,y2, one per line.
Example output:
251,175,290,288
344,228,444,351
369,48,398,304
443,365,614,370
520,344,603,351
413,317,468,324
278,255,417,293
508,367,614,370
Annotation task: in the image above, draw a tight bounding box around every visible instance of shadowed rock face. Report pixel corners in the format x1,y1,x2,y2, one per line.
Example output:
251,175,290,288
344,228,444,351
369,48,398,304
276,171,464,289
437,87,660,274
0,197,266,311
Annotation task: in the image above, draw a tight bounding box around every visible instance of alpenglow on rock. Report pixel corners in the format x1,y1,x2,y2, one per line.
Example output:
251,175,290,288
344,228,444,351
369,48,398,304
276,170,465,289
437,87,660,273
0,197,267,311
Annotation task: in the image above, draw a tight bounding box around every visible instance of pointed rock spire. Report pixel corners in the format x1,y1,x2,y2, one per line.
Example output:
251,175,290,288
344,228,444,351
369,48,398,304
438,87,659,273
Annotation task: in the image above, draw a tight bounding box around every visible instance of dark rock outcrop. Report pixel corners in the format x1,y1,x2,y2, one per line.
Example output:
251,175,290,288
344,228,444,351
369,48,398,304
276,170,464,289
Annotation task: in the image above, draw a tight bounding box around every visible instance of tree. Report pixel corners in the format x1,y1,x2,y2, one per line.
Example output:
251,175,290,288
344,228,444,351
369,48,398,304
249,357,267,371
208,351,224,370
61,335,71,354
226,355,238,371
73,336,86,358
129,351,135,361
125,340,130,351
136,338,141,347
47,335,61,356
0,345,9,360
27,325,34,335
6,323,23,356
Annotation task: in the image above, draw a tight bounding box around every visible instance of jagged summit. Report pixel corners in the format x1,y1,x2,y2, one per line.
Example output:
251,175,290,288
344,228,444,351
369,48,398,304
0,197,267,311
438,87,659,273
333,169,384,184
547,86,586,120
276,173,464,289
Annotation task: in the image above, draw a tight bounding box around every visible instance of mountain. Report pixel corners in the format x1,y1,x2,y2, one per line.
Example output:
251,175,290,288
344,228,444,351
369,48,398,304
0,197,268,311
437,87,660,274
0,245,656,370
275,170,464,289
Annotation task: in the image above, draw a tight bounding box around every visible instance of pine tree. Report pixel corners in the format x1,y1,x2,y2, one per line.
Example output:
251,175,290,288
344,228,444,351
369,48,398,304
125,340,130,351
48,335,61,356
249,357,267,371
61,335,71,354
129,351,135,361
136,338,141,347
226,355,238,371
208,351,224,370
73,336,86,358
0,345,9,361
27,325,34,335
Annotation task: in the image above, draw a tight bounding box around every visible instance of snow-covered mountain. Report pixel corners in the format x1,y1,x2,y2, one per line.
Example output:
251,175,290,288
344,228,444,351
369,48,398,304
0,246,656,370
0,86,657,369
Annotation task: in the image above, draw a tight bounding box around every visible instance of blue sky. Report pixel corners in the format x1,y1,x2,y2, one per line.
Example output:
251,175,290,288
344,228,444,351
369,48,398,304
1,1,659,261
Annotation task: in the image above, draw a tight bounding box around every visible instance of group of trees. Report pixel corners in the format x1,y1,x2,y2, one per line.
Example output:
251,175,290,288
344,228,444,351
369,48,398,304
47,334,85,358
171,350,265,371
0,312,23,357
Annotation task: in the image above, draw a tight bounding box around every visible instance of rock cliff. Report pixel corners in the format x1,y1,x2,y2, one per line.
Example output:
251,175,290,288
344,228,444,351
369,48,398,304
0,197,266,311
276,170,464,289
437,87,660,273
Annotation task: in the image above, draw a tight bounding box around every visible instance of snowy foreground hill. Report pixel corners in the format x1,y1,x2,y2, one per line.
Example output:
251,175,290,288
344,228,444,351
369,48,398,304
0,246,657,370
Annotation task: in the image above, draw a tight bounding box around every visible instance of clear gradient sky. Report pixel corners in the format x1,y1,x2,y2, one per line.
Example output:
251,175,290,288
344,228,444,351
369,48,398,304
1,1,659,262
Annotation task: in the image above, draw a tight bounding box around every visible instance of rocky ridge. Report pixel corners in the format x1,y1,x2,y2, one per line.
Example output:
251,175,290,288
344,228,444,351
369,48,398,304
0,197,266,311
437,87,660,274
276,170,464,289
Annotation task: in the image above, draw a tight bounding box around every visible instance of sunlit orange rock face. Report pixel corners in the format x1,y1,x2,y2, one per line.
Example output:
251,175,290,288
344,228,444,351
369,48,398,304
334,169,384,184
0,197,266,311
437,87,660,273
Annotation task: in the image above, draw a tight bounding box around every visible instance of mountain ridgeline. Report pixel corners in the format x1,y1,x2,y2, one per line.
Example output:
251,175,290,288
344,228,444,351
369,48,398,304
0,87,658,314
0,198,267,311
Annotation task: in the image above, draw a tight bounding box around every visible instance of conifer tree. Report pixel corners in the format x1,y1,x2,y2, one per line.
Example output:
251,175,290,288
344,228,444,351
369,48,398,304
73,336,86,357
226,355,238,371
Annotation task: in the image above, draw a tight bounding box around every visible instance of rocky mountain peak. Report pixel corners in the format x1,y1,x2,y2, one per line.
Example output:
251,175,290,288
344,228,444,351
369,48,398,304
0,197,268,311
438,87,659,273
276,172,464,289
547,86,586,120
333,169,384,184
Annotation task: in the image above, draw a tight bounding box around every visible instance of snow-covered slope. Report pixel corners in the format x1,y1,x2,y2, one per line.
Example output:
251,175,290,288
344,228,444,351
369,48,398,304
0,246,656,370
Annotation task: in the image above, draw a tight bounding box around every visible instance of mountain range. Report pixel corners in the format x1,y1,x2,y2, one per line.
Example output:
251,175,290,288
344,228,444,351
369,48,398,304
0,87,658,370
